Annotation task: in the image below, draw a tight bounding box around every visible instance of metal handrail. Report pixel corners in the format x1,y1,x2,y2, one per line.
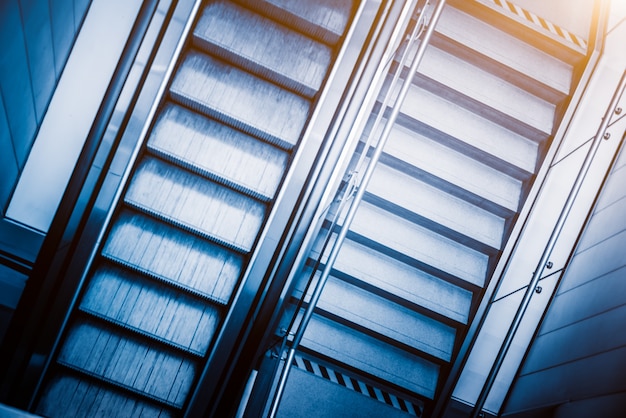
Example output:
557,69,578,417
266,0,447,416
471,69,626,418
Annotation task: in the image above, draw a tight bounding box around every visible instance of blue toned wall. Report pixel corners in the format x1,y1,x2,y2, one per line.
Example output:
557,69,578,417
0,0,91,211
504,138,626,417
0,0,91,340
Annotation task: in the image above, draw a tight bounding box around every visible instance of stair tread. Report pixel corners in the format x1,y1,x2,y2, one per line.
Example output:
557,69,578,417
301,314,440,399
81,265,221,356
103,211,244,304
349,201,489,287
367,162,505,249
149,104,287,201
126,157,266,252
381,122,523,213
298,274,456,361
417,45,555,137
397,82,539,175
235,0,352,44
194,0,332,97
170,52,310,149
327,238,473,323
436,5,573,96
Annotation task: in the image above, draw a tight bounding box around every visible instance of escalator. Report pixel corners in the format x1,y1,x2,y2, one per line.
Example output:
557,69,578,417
32,0,356,416
267,0,590,416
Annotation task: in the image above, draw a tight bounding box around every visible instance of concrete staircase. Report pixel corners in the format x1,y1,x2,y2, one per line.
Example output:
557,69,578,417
275,0,587,416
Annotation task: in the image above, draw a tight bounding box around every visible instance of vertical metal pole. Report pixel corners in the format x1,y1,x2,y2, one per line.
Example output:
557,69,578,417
267,1,447,416
471,69,626,418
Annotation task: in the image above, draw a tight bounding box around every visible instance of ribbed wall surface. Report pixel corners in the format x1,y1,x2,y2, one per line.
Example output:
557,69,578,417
34,0,354,416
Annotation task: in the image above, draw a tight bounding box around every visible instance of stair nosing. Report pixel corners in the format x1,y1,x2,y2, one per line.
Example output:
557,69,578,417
363,192,501,255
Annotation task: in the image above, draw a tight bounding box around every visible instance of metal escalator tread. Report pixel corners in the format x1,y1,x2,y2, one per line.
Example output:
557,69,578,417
57,319,196,407
148,103,287,201
80,264,221,355
103,210,243,304
236,0,353,45
194,0,332,97
171,51,310,149
37,374,174,417
126,156,266,252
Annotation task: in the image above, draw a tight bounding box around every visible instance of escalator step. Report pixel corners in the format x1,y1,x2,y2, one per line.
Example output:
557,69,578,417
194,0,332,97
236,0,353,45
37,374,174,418
80,264,221,355
103,211,243,304
126,156,266,252
57,319,196,407
171,52,310,149
148,103,287,201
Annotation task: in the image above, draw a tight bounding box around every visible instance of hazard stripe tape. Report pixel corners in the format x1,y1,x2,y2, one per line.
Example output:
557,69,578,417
484,0,588,50
292,354,424,416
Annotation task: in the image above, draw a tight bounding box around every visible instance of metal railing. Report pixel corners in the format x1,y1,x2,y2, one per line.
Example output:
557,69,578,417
266,0,447,416
471,69,626,418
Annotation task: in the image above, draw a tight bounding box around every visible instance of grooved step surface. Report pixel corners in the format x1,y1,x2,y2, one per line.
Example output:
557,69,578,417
126,157,266,252
148,104,288,200
350,201,489,287
236,0,353,44
399,82,539,174
103,211,243,304
301,314,440,399
171,52,310,149
81,265,221,355
58,320,196,407
37,374,174,417
436,5,572,96
368,162,505,249
195,0,331,97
